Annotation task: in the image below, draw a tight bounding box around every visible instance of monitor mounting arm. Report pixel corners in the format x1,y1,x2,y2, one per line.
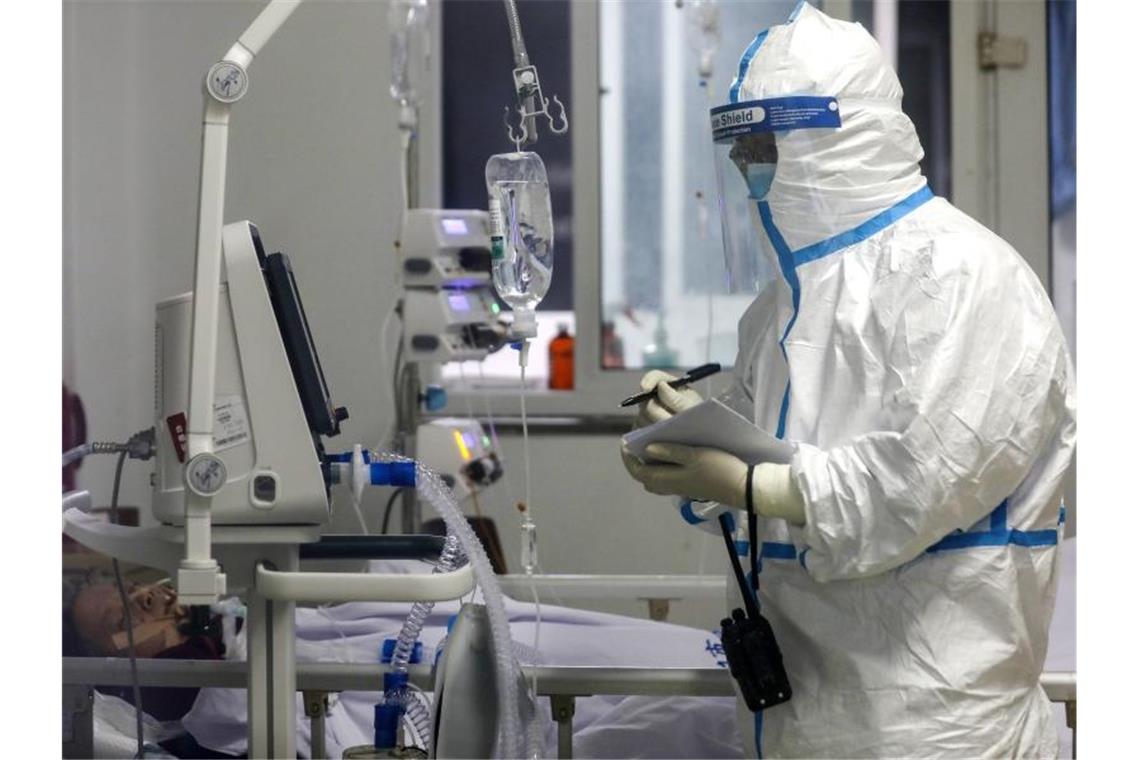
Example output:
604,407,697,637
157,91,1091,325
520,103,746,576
181,0,305,605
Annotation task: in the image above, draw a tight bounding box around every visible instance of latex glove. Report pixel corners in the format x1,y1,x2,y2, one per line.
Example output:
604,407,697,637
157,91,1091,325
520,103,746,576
633,370,704,430
621,442,806,525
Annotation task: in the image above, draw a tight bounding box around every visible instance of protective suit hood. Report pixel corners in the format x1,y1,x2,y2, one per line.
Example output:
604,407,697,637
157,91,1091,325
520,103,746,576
733,2,927,252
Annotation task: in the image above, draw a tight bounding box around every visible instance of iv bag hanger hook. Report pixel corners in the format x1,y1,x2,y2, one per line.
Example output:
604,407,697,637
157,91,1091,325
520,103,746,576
503,65,569,151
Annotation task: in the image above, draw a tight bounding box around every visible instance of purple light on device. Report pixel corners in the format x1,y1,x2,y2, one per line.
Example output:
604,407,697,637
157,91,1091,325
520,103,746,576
441,218,468,235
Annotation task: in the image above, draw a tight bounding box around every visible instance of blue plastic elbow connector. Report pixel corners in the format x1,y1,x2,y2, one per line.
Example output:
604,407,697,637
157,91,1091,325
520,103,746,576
370,461,416,487
422,384,448,412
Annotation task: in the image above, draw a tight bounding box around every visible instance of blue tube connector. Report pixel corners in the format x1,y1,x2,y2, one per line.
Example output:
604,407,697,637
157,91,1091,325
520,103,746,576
374,703,402,750
380,638,423,664
422,384,448,412
370,461,416,487
375,671,410,749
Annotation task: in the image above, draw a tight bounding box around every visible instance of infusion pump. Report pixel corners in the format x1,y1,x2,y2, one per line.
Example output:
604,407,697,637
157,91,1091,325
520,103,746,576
400,209,506,363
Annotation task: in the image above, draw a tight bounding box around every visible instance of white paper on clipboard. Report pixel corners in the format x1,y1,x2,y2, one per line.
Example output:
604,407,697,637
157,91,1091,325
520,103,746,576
622,398,794,465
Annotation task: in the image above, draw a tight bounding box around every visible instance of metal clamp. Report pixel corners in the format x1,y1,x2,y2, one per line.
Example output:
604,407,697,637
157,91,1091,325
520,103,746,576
304,690,332,760
549,694,578,760
504,65,569,149
1065,700,1076,759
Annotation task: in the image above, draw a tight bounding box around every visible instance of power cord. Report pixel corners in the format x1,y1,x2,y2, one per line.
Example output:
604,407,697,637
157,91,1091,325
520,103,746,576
76,427,155,758
109,450,145,759
381,489,403,534
63,427,156,468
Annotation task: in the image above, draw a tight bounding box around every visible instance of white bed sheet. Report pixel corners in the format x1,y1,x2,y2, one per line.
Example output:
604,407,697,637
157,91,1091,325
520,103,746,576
177,539,1075,759
182,560,741,758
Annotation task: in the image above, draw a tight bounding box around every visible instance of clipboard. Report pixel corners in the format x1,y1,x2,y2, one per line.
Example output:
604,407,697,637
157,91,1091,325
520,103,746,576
622,398,793,465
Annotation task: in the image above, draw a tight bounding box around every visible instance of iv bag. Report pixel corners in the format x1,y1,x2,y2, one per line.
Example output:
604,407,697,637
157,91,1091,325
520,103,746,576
389,0,430,106
486,152,554,336
684,0,721,81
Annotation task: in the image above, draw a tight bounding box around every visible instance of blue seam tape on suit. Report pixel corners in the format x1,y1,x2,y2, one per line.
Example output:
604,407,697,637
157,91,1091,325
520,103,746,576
761,542,798,560
740,524,1056,564
729,30,770,104
758,188,934,443
757,202,799,441
926,499,1059,552
729,0,805,108
927,527,1058,551
792,185,934,267
740,501,1054,568
990,500,1009,532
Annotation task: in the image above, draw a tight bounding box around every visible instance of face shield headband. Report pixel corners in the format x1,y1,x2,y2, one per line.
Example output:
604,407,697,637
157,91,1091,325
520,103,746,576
710,96,841,293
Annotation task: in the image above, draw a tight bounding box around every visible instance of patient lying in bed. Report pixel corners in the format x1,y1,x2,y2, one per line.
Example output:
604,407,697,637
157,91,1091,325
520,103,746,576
64,580,229,725
67,535,1076,759
64,569,744,759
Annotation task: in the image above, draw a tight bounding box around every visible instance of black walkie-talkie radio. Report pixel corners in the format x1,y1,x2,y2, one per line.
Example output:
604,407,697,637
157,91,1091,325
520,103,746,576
715,464,793,712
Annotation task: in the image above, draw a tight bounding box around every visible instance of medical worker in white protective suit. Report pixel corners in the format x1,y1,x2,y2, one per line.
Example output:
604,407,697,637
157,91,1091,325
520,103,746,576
621,4,1076,758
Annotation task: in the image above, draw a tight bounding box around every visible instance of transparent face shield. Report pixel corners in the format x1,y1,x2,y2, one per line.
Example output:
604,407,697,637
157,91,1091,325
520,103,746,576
710,97,841,293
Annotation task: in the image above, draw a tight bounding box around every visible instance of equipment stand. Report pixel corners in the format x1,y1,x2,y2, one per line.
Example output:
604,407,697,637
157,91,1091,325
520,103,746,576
246,545,300,759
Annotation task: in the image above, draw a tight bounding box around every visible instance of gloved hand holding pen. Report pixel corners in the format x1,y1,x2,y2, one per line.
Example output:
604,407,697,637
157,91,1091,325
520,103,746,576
633,370,703,429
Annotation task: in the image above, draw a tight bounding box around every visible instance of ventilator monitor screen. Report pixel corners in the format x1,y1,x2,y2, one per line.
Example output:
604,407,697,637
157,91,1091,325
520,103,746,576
251,224,344,440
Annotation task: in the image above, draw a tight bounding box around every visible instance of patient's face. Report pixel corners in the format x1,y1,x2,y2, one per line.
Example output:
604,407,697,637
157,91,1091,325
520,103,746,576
72,582,189,657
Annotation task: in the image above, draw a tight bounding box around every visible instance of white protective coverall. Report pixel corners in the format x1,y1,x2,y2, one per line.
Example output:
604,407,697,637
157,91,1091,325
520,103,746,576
677,4,1077,757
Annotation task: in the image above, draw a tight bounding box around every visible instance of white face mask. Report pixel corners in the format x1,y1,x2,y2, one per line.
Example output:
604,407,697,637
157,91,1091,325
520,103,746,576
746,163,778,200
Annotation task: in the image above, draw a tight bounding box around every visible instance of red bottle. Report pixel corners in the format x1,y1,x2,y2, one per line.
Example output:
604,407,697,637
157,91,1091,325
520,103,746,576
548,323,575,390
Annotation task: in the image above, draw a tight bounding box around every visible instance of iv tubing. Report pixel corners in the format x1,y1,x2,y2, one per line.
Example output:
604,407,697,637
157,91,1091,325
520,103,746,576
518,341,533,541
517,340,542,709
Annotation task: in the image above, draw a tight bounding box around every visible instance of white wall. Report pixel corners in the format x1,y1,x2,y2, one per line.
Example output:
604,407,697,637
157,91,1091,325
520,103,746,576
63,0,717,626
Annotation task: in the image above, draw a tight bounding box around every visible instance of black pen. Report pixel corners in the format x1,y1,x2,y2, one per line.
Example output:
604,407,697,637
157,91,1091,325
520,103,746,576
619,363,722,408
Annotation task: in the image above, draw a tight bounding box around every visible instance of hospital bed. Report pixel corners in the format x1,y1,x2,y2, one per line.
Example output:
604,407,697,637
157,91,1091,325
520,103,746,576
63,537,1076,759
